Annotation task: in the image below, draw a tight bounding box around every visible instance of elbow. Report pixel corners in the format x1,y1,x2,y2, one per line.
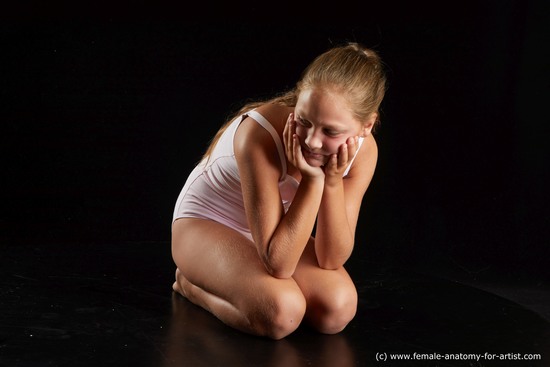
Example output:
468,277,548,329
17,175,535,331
261,243,297,279
318,260,344,271
262,255,296,279
317,250,351,270
265,263,295,279
315,237,354,270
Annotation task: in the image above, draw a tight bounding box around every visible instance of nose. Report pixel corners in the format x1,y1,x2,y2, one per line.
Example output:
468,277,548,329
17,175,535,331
304,129,322,151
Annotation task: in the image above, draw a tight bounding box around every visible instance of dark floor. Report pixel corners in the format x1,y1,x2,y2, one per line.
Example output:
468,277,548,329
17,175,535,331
1,241,549,367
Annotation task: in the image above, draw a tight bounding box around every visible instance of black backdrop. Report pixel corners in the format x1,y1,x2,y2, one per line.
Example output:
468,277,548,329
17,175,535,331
3,2,549,284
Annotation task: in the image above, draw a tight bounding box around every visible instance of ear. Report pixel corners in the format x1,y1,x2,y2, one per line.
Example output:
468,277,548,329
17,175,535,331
359,113,378,137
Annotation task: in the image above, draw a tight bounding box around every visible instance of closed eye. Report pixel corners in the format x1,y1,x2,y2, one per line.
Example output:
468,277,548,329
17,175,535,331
298,117,342,137
324,129,340,137
296,117,311,127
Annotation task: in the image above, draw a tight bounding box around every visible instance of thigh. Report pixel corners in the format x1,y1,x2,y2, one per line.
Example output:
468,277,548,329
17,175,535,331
172,218,302,309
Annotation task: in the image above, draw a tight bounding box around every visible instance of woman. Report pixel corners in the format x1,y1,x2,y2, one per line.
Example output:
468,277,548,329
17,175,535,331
171,42,387,339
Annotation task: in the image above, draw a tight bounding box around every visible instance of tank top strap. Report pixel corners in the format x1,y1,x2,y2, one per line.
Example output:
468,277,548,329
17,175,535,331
245,110,287,181
342,137,364,176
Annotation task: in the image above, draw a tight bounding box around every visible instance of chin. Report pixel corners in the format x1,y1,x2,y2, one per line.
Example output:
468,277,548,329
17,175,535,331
302,147,329,166
307,161,325,168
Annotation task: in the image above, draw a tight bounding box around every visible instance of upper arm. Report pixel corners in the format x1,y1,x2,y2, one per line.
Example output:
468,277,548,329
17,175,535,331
234,115,286,251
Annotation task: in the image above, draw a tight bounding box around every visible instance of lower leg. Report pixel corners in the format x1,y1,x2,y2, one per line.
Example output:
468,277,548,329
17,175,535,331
173,268,252,333
173,268,305,339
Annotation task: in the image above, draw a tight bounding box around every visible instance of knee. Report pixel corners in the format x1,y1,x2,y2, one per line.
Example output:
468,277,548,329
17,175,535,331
259,288,307,340
310,285,358,334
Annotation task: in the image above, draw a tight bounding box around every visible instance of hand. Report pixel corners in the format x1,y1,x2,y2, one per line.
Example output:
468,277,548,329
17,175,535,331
323,135,359,186
283,113,325,180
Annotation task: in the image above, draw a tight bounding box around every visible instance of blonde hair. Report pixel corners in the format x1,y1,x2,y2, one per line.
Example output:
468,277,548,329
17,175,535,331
202,42,387,161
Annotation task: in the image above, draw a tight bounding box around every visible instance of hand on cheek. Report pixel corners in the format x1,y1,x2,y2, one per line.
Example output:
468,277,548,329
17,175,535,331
283,113,324,179
325,136,358,178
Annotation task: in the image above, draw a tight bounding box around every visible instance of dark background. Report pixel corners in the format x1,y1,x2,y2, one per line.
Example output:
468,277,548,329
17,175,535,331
3,1,549,286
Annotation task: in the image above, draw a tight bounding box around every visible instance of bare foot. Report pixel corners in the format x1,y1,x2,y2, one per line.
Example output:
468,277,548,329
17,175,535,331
172,268,189,298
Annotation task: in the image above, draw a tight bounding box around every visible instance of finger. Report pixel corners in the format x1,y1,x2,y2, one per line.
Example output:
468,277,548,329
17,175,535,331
328,153,338,172
283,115,294,155
338,143,348,168
345,136,359,164
347,136,358,156
293,134,302,162
286,113,295,132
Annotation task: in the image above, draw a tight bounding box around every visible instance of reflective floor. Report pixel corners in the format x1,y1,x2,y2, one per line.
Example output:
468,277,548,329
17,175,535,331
1,242,549,366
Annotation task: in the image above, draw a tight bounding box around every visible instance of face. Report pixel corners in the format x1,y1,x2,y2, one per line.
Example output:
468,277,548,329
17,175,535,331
293,88,366,167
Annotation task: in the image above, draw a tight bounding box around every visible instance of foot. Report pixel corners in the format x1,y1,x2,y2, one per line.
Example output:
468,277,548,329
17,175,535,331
172,268,189,298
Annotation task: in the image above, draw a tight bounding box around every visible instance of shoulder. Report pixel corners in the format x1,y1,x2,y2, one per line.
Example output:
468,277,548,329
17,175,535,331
234,104,289,182
347,134,378,180
234,103,293,150
234,104,289,161
253,103,294,134
364,134,378,159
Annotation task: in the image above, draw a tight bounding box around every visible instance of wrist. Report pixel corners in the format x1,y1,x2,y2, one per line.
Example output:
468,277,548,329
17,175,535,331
323,176,344,190
300,175,325,189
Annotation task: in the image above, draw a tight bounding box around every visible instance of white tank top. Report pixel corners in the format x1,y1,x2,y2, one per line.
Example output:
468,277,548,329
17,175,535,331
172,110,363,240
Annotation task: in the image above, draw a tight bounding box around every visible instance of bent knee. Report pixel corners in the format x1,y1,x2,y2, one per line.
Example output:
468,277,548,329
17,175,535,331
255,288,307,340
309,286,358,334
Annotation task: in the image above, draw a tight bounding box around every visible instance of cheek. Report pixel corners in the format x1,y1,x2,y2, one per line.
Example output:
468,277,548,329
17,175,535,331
324,139,344,154
295,126,308,141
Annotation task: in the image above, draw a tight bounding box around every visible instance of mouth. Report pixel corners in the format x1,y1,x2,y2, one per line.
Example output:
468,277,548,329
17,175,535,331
302,148,326,161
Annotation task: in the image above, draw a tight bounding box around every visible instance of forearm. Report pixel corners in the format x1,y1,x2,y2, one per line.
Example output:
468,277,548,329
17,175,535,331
314,181,355,269
263,177,324,278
